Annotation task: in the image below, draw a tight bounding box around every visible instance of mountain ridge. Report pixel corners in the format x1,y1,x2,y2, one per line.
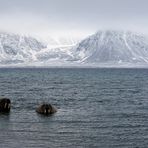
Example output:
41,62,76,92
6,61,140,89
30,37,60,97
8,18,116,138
74,30,148,66
0,30,148,67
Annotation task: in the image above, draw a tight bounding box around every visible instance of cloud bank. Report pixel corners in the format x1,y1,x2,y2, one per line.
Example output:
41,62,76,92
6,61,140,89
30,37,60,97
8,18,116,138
0,0,148,40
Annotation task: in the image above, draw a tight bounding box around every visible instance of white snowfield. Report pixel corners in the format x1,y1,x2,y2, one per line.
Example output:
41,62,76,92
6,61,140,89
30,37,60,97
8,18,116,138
0,30,148,67
74,30,148,65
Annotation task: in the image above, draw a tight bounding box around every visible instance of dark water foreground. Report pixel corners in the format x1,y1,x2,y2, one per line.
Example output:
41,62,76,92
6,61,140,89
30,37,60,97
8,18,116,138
0,68,148,148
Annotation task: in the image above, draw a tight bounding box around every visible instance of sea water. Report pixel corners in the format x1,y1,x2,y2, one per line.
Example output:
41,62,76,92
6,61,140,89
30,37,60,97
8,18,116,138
0,68,148,148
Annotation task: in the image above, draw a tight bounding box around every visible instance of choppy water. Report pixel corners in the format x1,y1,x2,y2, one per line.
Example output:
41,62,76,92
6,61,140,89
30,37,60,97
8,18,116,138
0,68,148,148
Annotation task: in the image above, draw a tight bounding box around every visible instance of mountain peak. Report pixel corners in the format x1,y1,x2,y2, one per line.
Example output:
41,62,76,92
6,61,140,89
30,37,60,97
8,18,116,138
74,30,148,66
0,30,148,67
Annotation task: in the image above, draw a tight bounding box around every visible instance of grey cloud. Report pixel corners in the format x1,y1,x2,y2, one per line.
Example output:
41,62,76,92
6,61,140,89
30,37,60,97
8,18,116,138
0,0,148,38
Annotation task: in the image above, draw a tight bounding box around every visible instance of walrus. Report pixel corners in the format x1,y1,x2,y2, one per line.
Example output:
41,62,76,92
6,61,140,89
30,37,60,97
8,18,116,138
36,103,57,115
0,98,11,113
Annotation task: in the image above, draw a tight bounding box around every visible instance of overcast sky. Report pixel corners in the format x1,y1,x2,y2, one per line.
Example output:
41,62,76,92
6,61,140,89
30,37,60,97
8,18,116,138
0,0,148,39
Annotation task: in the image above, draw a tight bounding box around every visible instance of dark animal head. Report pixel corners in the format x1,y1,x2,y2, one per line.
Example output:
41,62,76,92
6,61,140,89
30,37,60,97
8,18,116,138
0,98,11,113
42,104,52,115
36,103,57,115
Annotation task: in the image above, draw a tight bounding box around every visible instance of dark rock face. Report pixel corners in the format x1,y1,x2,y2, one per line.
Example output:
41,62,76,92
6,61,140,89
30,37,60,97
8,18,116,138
36,104,57,115
0,98,11,113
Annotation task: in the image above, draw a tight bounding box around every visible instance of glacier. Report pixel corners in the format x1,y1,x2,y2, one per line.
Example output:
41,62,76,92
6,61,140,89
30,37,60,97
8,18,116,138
0,30,148,67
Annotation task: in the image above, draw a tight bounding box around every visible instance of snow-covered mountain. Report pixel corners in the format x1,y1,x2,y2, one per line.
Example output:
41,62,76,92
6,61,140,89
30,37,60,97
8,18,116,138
0,32,46,64
74,30,148,66
0,32,76,66
1,30,148,67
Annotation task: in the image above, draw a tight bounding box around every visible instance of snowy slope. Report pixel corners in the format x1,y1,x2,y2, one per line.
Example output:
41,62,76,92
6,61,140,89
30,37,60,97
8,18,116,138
0,32,76,65
1,30,148,67
74,30,148,66
0,32,46,64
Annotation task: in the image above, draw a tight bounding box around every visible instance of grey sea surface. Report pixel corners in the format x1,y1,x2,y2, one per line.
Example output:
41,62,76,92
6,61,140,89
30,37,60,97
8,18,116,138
0,68,148,148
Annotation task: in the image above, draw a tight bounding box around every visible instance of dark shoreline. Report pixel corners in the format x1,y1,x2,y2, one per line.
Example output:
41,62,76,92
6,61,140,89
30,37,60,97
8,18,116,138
0,66,148,70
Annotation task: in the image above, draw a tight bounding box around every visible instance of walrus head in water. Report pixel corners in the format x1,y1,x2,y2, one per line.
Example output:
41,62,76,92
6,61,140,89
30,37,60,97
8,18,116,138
0,98,11,113
36,103,57,115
